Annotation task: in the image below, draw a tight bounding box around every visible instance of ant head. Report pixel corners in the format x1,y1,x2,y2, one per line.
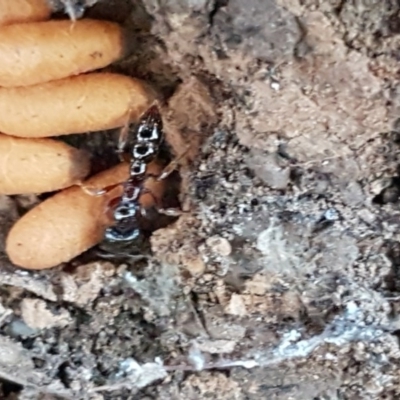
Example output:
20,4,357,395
136,104,163,143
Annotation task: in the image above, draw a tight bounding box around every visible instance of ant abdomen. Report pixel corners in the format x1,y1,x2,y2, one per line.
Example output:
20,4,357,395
104,225,141,242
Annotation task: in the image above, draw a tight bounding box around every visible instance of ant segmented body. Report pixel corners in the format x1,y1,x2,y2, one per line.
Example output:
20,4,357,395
79,103,186,250
104,104,165,242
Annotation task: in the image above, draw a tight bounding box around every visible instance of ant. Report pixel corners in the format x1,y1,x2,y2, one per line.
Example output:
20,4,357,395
81,103,186,245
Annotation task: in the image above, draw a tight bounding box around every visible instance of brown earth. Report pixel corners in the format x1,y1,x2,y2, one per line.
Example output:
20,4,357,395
2,0,400,399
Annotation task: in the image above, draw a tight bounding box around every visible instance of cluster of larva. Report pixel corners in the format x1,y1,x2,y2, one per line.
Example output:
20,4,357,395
0,0,172,270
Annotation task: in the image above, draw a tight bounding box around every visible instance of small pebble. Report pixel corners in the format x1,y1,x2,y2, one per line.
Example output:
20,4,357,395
225,294,247,316
206,235,232,257
182,255,206,276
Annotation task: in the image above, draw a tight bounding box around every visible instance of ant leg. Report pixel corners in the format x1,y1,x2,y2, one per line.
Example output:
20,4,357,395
105,196,122,220
157,145,191,181
119,152,131,164
156,206,187,217
77,181,124,197
76,181,107,197
116,95,139,161
140,188,187,217
117,122,130,162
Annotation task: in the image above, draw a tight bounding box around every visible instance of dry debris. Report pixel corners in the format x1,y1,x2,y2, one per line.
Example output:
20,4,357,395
21,299,71,330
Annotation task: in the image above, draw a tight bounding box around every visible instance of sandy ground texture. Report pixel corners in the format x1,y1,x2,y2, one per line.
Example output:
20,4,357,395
1,0,400,399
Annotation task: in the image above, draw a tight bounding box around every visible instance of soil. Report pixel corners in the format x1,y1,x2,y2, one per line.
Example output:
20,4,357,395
1,0,400,399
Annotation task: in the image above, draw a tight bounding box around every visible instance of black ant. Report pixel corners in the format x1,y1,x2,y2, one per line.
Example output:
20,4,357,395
81,104,185,246
105,104,167,242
